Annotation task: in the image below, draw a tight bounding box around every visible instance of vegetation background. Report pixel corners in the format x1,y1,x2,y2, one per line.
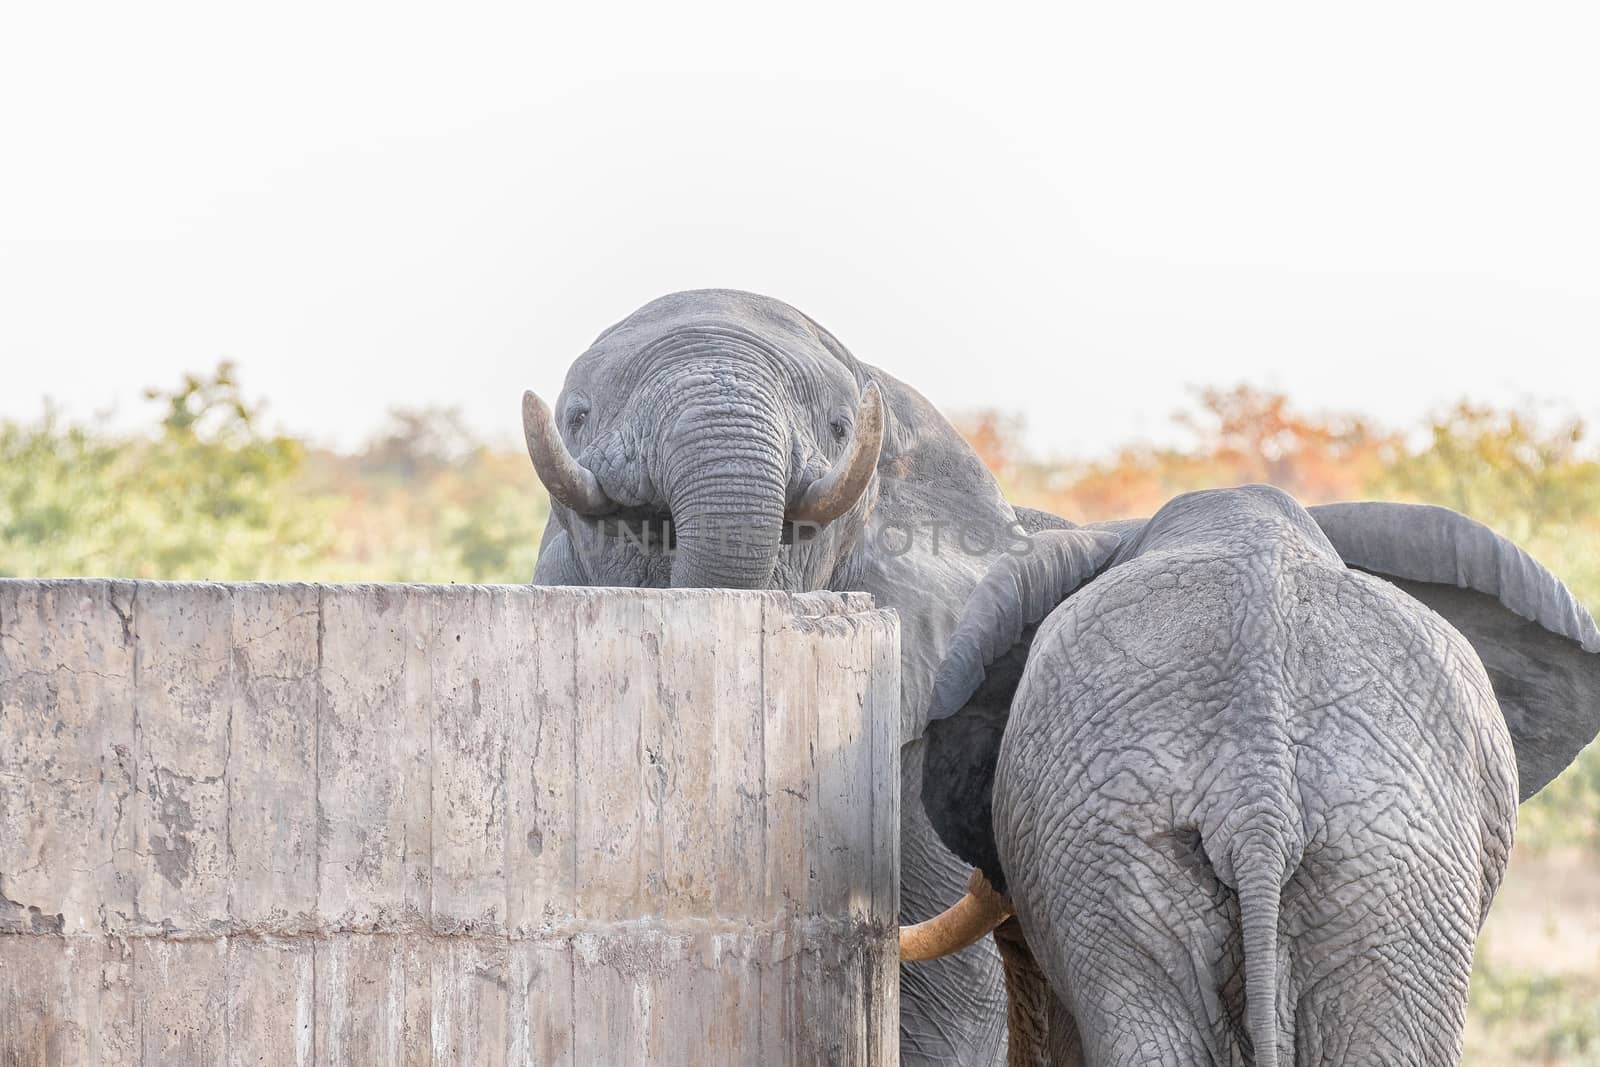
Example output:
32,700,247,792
5,366,1597,1062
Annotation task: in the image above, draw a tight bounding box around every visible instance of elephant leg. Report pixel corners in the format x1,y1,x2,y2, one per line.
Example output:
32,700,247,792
1044,993,1087,1067
992,919,1089,1067
899,737,1008,1067
992,918,1051,1067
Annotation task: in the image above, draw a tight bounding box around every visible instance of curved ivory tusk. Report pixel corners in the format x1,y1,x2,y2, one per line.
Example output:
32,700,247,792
900,868,1014,962
786,381,886,527
522,390,615,515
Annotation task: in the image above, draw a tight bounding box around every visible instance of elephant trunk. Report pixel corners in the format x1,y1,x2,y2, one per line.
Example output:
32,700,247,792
993,918,1053,1067
900,868,1014,962
662,400,790,590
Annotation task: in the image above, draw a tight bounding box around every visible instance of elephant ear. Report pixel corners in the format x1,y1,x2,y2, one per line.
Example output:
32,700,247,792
1309,502,1600,802
923,529,1122,887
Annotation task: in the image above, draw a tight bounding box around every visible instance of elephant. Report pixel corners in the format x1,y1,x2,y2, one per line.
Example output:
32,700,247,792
909,484,1600,1065
522,288,1066,1064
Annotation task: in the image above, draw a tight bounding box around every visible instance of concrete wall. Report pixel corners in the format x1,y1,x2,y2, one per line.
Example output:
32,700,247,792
0,580,900,1066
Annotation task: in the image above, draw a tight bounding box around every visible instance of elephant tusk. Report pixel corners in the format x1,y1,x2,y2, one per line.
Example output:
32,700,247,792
522,390,615,516
899,868,1014,962
786,381,885,527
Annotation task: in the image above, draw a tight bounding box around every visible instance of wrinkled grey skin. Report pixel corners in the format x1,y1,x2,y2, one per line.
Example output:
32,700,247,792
529,289,1059,1065
924,485,1600,1065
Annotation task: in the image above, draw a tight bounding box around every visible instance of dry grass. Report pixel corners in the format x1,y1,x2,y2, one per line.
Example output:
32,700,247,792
1465,846,1600,1065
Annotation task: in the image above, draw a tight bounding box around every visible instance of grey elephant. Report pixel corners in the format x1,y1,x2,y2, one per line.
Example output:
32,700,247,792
910,485,1600,1065
522,289,1062,1064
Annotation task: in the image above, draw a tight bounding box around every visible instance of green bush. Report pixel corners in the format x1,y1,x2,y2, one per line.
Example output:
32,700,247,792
2,364,547,584
1468,966,1600,1064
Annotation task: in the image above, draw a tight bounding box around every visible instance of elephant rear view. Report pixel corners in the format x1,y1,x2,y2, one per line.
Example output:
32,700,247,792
914,485,1600,1065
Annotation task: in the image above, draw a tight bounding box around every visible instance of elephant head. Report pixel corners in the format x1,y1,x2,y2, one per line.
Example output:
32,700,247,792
527,290,1047,1067
523,290,885,591
909,486,1600,1064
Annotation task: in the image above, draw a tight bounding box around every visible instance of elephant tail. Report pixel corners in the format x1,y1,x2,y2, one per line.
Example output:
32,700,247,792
1234,835,1287,1067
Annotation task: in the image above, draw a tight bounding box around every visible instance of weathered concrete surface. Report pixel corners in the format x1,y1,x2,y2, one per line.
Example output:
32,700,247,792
0,580,900,1066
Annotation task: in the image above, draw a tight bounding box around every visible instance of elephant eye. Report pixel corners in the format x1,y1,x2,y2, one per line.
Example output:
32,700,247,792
830,417,849,441
569,409,588,431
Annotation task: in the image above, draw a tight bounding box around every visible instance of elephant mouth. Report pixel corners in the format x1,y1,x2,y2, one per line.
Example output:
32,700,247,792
580,510,821,551
583,508,676,550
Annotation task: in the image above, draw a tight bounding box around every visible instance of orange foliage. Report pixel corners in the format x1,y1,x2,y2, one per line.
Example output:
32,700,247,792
957,385,1400,522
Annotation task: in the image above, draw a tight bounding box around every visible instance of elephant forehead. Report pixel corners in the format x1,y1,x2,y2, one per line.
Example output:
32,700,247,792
573,293,854,386
566,327,859,424
594,288,826,348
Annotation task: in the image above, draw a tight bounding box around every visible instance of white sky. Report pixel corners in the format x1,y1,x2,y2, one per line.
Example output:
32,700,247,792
2,2,1597,457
